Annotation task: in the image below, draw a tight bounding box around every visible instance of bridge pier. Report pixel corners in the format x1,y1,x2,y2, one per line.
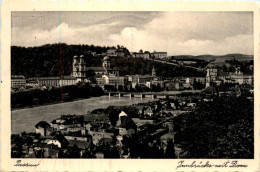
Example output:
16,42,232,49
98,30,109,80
107,91,190,100
124,93,132,99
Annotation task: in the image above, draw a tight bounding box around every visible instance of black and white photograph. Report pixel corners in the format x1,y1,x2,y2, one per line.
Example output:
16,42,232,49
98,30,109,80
9,10,255,160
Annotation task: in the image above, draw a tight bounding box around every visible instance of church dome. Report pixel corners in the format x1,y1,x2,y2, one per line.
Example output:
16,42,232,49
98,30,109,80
103,56,109,61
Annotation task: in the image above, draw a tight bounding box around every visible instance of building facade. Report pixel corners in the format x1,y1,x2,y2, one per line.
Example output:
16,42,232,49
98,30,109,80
33,76,77,87
152,52,167,60
11,75,26,88
72,55,120,83
206,68,218,87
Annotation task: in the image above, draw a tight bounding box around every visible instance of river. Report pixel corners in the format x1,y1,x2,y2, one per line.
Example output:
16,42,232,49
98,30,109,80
11,96,155,134
11,90,201,134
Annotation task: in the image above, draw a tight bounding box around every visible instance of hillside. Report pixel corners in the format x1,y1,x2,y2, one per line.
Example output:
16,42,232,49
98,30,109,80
173,54,253,62
110,57,206,77
11,44,207,78
11,44,110,77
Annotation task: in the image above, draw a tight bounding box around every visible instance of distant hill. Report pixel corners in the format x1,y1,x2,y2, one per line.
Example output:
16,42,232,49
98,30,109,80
172,54,253,62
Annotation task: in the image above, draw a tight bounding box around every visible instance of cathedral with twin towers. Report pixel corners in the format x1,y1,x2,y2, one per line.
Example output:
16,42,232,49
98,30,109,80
72,55,119,83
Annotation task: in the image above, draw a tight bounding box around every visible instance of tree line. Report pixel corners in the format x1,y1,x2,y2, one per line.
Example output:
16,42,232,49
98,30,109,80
11,83,104,109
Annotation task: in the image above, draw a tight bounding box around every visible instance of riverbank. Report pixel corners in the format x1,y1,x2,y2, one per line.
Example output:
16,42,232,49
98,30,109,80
11,96,156,134
12,90,202,111
11,95,103,111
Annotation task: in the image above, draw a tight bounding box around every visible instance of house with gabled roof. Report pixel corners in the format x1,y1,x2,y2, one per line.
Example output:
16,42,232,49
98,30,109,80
35,121,53,136
116,111,137,136
47,133,68,148
143,106,154,117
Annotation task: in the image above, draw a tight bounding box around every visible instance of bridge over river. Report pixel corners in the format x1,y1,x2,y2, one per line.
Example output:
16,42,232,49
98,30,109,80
105,90,202,99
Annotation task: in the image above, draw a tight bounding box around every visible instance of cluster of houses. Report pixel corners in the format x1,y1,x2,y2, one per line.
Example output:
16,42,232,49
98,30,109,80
205,67,253,87
11,98,195,158
10,46,168,90
12,112,136,158
12,52,206,92
11,45,253,94
12,80,252,159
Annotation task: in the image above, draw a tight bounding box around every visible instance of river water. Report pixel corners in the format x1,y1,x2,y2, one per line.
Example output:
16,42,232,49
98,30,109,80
11,96,155,134
12,90,201,134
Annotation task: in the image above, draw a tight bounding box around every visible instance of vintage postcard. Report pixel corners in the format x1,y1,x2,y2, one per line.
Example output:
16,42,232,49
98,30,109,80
1,0,260,171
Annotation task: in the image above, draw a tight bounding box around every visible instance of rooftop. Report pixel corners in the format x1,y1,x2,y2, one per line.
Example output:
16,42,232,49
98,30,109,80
68,140,91,149
160,132,175,140
35,121,51,129
32,76,76,80
11,75,25,79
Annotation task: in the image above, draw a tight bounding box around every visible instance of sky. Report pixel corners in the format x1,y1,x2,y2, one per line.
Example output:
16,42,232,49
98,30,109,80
11,11,253,56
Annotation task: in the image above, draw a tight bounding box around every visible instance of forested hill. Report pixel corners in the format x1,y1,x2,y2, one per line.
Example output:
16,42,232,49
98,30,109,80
11,44,206,78
11,44,111,77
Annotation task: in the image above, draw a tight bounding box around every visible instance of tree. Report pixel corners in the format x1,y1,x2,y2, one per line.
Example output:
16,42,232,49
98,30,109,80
135,84,142,92
156,83,162,92
151,84,157,92
223,65,228,72
105,107,120,127
118,85,123,92
165,139,175,158
25,136,33,146
123,84,129,92
68,144,81,158
109,147,120,158
175,96,253,158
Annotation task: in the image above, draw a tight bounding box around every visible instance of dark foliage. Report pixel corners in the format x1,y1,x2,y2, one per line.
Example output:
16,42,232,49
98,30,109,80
12,44,205,78
225,59,253,75
175,96,254,158
11,44,109,77
11,83,104,108
110,57,206,77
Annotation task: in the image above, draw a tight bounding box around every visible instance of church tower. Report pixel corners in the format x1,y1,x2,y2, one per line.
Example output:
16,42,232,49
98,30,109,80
79,55,86,78
72,55,86,82
103,56,110,69
206,68,217,88
72,55,79,78
152,66,156,77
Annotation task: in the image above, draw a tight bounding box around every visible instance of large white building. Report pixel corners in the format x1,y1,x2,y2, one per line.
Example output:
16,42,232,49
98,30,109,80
152,52,167,59
132,52,150,59
11,75,26,88
36,76,78,87
96,75,124,86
